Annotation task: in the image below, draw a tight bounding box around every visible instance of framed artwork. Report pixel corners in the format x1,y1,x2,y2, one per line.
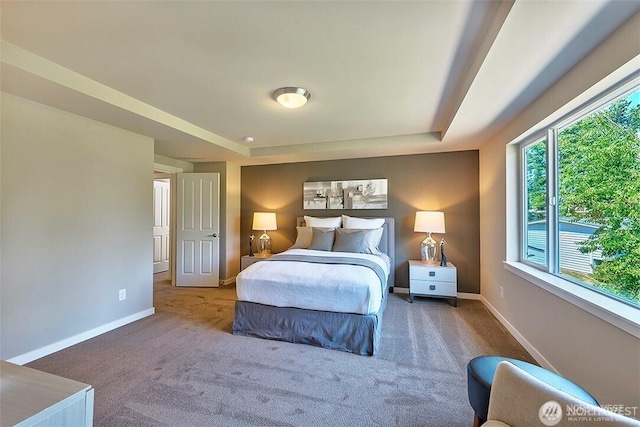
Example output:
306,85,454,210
303,179,388,210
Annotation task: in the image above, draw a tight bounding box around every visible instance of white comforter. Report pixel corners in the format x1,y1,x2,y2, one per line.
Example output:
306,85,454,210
236,249,390,315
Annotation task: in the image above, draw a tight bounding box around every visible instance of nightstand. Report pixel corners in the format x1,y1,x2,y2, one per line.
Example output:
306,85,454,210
408,260,457,306
241,254,272,271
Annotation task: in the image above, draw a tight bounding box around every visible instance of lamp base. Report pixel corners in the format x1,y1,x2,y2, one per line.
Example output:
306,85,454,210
420,233,438,264
257,231,272,257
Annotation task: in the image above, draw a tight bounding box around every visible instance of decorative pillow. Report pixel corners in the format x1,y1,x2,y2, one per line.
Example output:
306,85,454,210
338,227,384,255
342,215,385,229
290,226,313,249
290,226,335,249
332,229,365,253
307,227,336,251
304,215,342,228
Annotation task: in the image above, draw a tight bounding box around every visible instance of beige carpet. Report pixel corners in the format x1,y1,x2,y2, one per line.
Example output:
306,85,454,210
27,272,534,427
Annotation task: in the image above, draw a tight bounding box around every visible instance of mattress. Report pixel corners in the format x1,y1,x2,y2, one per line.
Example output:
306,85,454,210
236,248,390,315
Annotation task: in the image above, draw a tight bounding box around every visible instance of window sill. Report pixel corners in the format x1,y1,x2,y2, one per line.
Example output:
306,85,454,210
503,261,640,339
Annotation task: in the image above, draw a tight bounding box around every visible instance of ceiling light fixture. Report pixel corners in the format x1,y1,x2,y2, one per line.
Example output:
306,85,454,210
273,87,311,109
243,136,255,143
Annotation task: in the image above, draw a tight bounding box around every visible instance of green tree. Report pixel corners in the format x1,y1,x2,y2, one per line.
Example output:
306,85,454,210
558,96,640,303
525,140,547,222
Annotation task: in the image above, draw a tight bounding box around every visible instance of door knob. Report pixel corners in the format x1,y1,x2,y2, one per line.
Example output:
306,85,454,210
206,233,219,237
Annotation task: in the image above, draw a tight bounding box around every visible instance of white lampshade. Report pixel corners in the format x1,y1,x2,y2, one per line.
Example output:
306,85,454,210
414,211,445,233
414,211,445,263
252,212,277,231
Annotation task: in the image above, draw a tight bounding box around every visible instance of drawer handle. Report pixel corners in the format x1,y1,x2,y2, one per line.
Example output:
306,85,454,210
429,285,436,290
429,271,436,277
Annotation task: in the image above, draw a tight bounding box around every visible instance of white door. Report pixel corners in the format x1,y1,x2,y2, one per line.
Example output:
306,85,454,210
153,179,170,274
176,173,220,287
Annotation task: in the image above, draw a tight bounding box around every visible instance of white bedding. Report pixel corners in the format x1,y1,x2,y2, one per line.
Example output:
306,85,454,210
236,249,390,315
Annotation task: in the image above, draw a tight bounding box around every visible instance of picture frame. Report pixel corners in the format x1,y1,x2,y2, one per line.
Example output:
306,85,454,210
303,179,388,210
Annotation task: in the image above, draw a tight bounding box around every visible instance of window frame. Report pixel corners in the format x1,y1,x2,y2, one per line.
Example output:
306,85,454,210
519,133,549,270
515,72,640,333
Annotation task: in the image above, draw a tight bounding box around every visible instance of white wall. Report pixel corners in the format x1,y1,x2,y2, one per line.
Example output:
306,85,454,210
1,93,155,362
479,13,640,408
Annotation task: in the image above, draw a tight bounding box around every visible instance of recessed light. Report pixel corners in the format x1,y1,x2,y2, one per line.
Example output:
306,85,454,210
243,136,255,143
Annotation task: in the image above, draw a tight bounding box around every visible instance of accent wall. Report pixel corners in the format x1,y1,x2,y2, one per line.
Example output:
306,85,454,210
241,151,480,293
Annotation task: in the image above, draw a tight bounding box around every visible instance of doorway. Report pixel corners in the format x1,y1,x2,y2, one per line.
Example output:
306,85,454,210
153,178,170,274
153,162,182,282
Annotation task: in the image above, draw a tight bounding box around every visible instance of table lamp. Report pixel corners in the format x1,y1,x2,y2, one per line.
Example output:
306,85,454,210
414,211,445,264
252,212,277,257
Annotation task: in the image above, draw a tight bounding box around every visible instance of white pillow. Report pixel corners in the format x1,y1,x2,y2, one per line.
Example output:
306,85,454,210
342,215,385,229
362,227,384,255
304,215,342,228
290,226,313,249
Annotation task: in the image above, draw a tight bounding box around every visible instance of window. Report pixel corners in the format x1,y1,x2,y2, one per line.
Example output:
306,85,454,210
523,138,547,267
520,81,640,308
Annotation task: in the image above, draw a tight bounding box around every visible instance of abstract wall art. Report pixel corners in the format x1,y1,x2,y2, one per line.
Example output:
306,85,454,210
303,179,388,210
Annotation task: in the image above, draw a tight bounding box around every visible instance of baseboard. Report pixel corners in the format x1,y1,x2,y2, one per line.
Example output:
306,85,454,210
7,308,156,365
391,287,481,300
480,296,557,373
219,277,236,286
458,292,481,300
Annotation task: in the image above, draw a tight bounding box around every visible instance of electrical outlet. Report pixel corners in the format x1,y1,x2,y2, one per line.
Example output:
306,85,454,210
119,289,126,301
499,286,504,299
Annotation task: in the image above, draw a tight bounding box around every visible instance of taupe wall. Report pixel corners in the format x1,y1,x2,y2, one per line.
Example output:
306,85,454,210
1,94,155,361
241,151,480,293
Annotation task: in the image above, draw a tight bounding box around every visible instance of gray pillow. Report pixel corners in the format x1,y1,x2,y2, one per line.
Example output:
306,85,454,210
307,228,335,251
333,229,365,253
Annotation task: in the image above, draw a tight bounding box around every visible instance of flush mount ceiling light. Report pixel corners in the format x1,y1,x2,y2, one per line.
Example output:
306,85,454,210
273,87,311,109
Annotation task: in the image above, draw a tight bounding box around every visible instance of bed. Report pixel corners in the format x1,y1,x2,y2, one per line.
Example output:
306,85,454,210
232,216,395,356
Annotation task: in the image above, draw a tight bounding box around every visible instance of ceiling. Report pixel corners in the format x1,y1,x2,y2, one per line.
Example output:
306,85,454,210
1,1,639,166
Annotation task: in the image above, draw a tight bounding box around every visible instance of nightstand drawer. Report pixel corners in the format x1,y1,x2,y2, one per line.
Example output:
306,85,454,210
410,279,457,297
409,265,456,282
